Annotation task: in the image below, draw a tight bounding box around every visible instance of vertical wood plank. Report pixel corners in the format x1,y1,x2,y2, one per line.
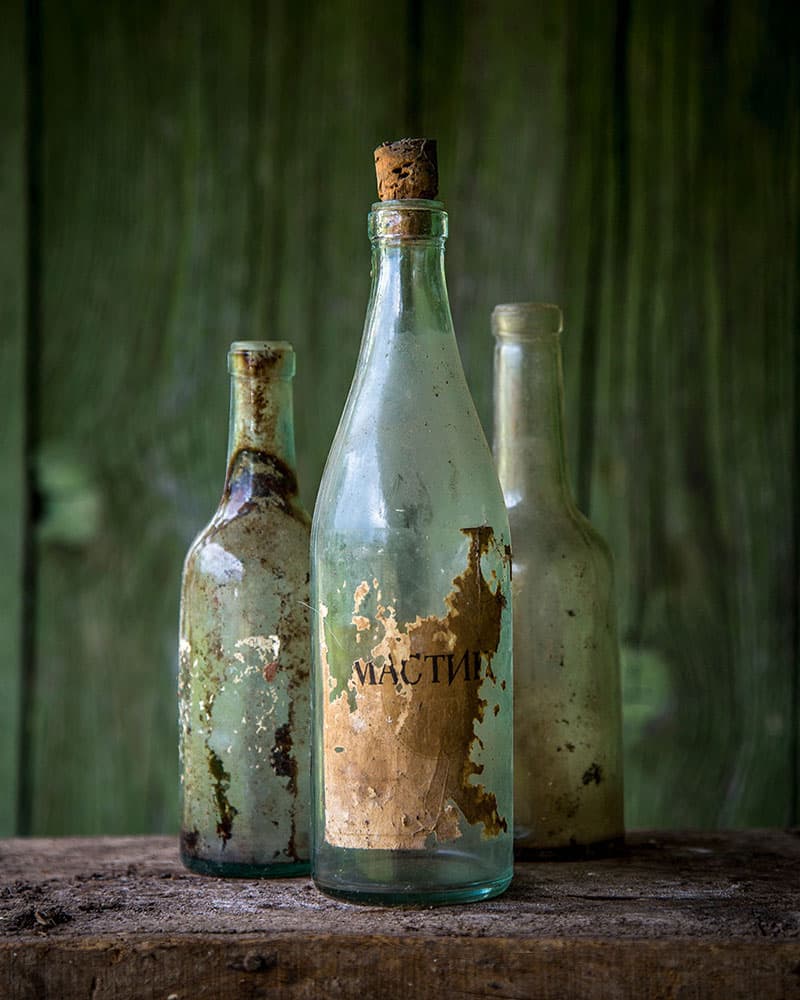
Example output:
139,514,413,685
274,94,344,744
270,0,413,508
590,0,799,826
422,0,798,827
0,0,26,835
30,0,407,833
420,0,576,448
21,0,799,831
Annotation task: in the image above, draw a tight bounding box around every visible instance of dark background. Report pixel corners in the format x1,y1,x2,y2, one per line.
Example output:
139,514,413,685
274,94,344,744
0,0,797,835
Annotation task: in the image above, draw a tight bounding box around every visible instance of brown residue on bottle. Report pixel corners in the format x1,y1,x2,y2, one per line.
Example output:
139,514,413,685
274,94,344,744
269,702,302,862
223,450,300,516
270,722,297,793
180,828,200,859
322,526,511,850
582,762,604,785
207,745,238,844
228,343,289,379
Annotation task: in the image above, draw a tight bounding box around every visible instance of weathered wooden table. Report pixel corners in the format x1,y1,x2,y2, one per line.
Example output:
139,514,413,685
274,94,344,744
1,831,798,999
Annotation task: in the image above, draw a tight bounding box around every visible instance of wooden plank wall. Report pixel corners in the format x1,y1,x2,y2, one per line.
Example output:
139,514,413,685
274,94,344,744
0,0,796,834
0,0,26,836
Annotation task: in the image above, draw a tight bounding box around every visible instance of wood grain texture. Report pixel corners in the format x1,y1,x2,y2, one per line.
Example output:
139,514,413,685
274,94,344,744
27,0,408,834
589,0,800,827
0,0,26,835
1,831,799,999
423,0,799,829
4,0,798,833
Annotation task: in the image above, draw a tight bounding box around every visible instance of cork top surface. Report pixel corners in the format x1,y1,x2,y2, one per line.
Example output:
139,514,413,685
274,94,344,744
374,138,438,201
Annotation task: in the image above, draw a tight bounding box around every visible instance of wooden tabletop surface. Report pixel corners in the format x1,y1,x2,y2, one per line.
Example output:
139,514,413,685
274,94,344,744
1,830,799,999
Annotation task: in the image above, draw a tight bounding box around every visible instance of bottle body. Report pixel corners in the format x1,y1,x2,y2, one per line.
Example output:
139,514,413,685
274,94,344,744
493,304,624,856
311,202,514,904
179,342,311,876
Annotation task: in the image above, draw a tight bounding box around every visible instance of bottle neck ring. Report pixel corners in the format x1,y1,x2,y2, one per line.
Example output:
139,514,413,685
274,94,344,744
368,200,447,243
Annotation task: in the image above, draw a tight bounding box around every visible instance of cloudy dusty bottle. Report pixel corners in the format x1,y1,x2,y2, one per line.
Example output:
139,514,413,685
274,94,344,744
310,139,514,905
179,342,310,876
492,303,624,856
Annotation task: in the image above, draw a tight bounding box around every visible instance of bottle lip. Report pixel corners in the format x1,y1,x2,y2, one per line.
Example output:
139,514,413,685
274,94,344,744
491,303,564,339
228,341,295,379
369,199,448,241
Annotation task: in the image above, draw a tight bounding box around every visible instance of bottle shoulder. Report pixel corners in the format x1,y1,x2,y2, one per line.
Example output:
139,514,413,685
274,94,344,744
509,504,614,579
183,502,310,582
316,384,503,536
509,501,611,553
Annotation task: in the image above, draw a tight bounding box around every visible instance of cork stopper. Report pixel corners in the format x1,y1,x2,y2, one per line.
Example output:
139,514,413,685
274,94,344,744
374,138,438,201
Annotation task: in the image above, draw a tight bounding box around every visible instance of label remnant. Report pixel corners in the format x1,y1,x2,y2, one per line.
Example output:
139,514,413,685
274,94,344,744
321,526,510,850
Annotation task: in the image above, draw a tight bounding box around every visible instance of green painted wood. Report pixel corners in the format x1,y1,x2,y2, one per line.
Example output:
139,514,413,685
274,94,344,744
589,0,799,826
422,0,798,828
29,0,407,834
268,0,414,509
0,1,26,835
18,0,800,832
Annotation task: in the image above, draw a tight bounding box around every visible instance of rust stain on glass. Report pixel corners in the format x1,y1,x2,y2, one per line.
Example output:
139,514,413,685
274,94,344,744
178,341,310,877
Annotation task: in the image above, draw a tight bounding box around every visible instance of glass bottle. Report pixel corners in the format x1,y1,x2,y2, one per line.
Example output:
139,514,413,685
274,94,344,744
179,341,311,876
492,303,624,856
310,139,514,905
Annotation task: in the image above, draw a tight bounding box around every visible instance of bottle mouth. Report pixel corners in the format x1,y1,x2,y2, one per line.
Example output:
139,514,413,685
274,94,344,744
228,341,295,379
491,303,563,339
368,200,448,241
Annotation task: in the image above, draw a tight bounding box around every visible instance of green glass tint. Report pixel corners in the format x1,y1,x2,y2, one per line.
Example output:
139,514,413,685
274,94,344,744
311,202,514,904
179,342,311,876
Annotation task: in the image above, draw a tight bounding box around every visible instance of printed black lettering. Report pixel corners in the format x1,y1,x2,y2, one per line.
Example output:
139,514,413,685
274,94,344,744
378,661,399,685
400,653,422,685
424,653,444,683
472,651,482,680
353,660,376,685
448,649,472,684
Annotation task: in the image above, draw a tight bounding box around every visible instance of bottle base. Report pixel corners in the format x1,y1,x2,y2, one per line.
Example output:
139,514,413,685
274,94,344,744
514,835,625,862
312,846,513,906
313,872,512,906
181,852,310,879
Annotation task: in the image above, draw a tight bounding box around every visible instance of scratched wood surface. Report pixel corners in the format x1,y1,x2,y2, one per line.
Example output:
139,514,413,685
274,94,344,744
1,831,799,999
0,0,797,834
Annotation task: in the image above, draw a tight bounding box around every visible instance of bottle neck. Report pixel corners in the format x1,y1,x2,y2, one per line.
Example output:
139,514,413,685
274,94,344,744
493,333,572,512
369,238,451,338
224,374,299,506
364,199,453,347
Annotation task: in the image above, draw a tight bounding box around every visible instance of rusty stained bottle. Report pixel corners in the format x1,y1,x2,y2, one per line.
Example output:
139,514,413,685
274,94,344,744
179,342,311,876
310,139,514,905
492,303,624,856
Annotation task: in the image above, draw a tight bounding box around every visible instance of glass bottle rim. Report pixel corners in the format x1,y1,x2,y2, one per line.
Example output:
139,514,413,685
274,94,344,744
368,199,448,242
228,341,296,379
492,303,563,339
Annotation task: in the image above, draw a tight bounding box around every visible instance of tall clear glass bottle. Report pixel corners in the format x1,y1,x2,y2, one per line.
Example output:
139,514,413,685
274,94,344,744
179,341,311,876
311,139,514,904
492,303,624,856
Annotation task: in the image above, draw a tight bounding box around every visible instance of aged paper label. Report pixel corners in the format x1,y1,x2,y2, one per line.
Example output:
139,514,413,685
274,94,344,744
321,527,510,850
